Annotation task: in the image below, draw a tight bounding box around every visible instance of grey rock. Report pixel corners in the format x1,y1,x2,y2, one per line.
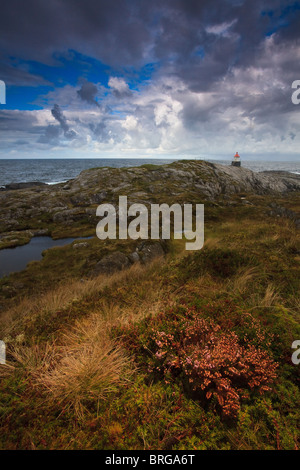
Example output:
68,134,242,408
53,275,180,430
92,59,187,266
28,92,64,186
92,251,131,276
241,199,252,205
6,219,20,229
128,252,140,263
4,181,47,191
73,242,89,249
52,208,86,223
70,194,89,206
33,228,49,236
90,191,108,204
138,242,165,264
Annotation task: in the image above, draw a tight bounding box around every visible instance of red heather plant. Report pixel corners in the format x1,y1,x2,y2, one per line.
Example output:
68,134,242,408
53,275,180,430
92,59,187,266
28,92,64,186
150,316,278,418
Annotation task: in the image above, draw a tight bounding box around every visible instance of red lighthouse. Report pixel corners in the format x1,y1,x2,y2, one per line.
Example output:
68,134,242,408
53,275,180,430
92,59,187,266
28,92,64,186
231,152,241,167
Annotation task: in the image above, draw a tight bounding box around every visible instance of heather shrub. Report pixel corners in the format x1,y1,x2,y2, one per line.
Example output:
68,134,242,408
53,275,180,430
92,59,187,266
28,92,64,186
116,306,278,418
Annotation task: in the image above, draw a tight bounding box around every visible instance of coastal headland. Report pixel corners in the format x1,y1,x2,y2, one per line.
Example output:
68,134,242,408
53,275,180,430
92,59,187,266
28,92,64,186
0,160,299,450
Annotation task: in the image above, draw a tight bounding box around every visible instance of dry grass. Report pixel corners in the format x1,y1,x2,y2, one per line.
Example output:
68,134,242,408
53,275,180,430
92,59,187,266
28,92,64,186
282,232,300,252
203,237,221,249
9,313,135,420
242,283,282,312
260,284,281,308
230,266,260,294
0,259,165,339
1,258,170,420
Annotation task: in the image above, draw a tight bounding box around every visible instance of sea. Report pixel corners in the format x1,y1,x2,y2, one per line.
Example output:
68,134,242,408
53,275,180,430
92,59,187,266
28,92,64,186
0,158,299,187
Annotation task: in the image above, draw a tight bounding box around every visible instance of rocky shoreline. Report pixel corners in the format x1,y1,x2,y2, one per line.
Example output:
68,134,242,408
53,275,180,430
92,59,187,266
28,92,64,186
0,160,299,250
0,181,47,191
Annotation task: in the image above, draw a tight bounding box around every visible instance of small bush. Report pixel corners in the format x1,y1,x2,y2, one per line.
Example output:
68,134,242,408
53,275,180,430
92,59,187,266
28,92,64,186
116,306,278,418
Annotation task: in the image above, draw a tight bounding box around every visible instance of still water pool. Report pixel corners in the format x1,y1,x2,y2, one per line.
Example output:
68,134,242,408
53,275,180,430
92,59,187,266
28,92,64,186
0,236,91,278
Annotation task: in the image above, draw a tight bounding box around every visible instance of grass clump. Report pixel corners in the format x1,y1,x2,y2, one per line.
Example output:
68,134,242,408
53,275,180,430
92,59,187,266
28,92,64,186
5,314,134,421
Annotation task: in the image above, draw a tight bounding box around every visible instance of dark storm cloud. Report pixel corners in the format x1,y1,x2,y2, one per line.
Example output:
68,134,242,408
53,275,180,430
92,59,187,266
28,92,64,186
1,0,299,91
0,0,149,67
49,104,76,140
2,0,299,96
0,0,300,159
77,82,100,107
51,104,69,132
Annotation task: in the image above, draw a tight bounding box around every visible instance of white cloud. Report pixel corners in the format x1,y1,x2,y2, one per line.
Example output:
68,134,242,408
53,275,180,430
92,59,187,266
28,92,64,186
206,19,237,37
122,115,138,130
108,77,131,97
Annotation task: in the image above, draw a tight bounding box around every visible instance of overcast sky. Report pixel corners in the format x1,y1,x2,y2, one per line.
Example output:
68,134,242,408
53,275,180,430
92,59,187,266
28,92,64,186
0,0,300,160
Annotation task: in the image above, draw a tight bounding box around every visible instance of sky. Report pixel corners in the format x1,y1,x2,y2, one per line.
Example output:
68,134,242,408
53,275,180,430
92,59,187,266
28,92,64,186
0,0,300,161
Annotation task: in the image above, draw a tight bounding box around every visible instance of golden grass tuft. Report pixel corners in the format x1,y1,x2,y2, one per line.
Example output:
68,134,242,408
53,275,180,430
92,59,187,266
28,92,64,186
9,314,135,420
230,266,260,294
261,284,280,308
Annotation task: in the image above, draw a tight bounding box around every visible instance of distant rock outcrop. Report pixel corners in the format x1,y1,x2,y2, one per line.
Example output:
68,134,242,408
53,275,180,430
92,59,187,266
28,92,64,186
0,160,299,248
2,181,47,191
